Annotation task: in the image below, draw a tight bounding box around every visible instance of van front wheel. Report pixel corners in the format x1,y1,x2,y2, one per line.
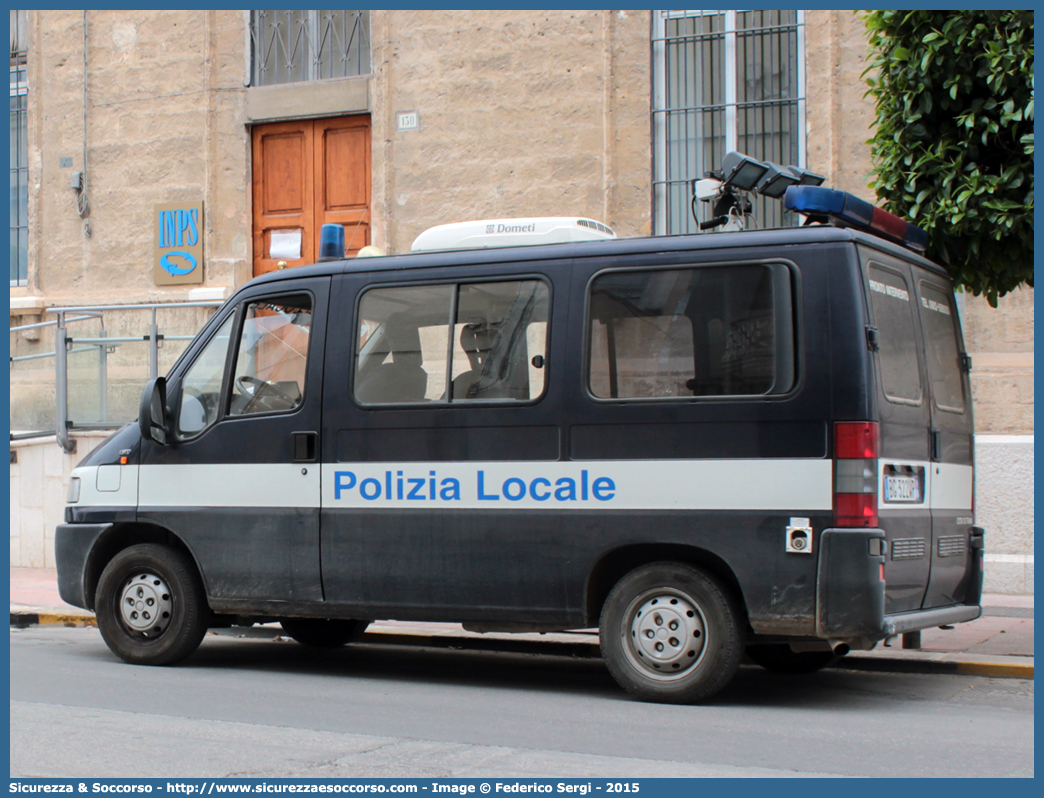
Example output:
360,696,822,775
600,563,743,704
95,544,208,666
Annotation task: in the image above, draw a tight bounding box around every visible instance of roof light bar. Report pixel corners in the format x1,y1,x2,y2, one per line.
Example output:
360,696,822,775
784,186,929,252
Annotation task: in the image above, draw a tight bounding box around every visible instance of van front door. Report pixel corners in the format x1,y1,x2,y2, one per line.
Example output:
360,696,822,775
138,277,329,604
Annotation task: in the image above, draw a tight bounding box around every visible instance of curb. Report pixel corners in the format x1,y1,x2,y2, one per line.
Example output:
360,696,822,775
838,654,1033,679
12,611,1033,680
955,660,1034,679
11,611,96,629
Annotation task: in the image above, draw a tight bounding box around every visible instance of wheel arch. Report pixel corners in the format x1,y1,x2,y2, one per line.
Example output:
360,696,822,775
84,522,203,611
584,543,748,628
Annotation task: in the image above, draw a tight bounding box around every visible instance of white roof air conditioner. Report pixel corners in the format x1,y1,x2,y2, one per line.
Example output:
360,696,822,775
411,217,616,252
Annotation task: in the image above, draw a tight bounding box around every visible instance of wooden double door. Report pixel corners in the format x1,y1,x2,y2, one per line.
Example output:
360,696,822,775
252,115,371,277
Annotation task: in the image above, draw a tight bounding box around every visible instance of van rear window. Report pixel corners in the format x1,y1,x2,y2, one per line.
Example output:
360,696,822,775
587,264,793,399
918,281,965,413
867,265,923,405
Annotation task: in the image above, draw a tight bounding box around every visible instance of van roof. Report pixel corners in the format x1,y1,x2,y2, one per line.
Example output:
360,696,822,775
250,224,952,289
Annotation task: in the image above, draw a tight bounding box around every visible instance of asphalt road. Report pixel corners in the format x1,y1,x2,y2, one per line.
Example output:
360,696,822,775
9,626,1034,778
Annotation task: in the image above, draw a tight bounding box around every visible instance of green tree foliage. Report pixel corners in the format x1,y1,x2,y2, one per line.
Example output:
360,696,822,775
863,10,1033,306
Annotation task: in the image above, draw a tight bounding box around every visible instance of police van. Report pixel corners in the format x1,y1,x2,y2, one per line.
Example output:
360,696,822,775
55,178,984,704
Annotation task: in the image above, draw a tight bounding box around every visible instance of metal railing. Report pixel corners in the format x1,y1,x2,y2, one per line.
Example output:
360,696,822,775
10,301,222,452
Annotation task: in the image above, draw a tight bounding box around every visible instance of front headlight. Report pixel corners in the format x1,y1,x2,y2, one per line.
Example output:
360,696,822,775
67,477,81,504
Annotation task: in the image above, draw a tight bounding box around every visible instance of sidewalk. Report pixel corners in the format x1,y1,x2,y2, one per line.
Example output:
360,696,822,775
10,566,1033,679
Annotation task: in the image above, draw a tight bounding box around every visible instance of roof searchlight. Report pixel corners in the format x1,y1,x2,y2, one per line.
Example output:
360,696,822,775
692,151,824,233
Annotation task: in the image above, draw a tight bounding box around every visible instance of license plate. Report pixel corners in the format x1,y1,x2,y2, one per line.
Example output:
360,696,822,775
885,475,922,503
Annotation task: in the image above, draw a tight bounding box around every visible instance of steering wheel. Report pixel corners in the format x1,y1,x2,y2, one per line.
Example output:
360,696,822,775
235,375,296,412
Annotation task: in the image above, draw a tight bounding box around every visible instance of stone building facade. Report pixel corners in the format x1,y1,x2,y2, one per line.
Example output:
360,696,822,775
10,10,1032,590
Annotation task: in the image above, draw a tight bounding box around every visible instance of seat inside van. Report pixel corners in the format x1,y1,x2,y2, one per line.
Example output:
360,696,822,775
354,315,428,404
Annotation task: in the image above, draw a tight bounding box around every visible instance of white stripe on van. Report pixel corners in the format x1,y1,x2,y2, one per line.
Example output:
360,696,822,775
320,460,834,511
930,462,973,510
138,464,321,509
74,459,970,514
877,459,973,511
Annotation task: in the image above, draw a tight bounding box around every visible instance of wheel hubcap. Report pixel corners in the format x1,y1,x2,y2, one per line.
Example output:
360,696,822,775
118,572,172,637
625,590,707,680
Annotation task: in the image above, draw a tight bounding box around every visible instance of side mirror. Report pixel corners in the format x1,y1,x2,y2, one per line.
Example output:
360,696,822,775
139,377,168,445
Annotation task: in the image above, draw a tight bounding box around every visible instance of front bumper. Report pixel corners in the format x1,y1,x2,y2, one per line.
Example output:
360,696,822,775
55,523,112,609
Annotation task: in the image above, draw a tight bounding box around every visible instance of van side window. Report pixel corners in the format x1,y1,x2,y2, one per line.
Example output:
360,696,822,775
229,294,312,416
917,282,965,413
867,265,922,405
176,314,236,438
587,264,793,399
355,284,453,403
354,280,550,405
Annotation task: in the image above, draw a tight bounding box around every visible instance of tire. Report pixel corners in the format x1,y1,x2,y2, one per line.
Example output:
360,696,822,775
280,618,370,648
747,644,839,674
600,562,744,704
95,543,209,666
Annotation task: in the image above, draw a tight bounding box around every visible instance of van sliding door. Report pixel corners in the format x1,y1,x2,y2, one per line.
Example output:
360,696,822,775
319,266,573,624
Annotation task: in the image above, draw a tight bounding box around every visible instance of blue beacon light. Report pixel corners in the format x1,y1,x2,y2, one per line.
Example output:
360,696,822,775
784,186,928,252
318,223,346,261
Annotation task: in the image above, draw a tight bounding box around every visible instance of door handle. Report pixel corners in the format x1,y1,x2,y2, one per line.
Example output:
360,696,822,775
292,431,318,462
931,429,940,461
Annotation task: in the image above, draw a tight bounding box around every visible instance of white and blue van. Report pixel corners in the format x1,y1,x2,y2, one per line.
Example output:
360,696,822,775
56,191,984,704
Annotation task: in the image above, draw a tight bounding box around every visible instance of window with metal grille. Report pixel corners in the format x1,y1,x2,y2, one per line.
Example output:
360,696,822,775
652,10,806,235
10,9,28,286
250,10,370,86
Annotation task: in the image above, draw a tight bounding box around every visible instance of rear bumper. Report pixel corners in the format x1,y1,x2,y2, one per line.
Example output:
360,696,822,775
883,604,982,636
55,523,111,610
881,524,985,636
815,526,984,642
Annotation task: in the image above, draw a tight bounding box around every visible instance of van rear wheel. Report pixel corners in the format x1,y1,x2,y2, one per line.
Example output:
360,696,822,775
747,644,839,674
600,562,743,704
95,543,208,666
280,618,370,648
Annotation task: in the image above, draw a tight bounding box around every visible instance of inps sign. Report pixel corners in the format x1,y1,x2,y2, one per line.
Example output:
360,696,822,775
154,201,204,285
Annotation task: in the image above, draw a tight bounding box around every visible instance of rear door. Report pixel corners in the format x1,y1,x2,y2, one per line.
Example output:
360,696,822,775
859,250,933,613
911,271,976,607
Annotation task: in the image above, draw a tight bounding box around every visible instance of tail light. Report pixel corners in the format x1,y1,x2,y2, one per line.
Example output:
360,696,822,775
834,422,879,527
